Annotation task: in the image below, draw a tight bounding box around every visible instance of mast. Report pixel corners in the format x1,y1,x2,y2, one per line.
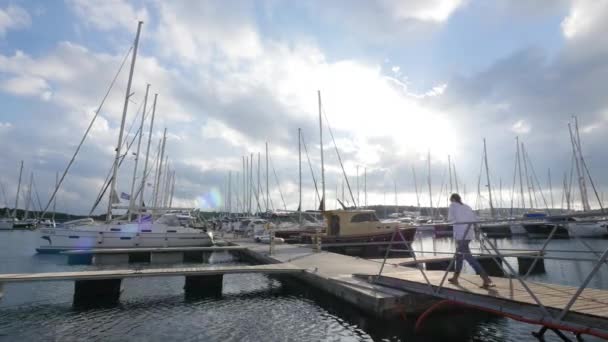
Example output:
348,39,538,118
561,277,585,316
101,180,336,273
128,83,149,221
250,153,253,214
521,142,534,209
412,166,421,210
427,151,433,217
548,168,554,210
448,155,453,193
153,128,167,209
356,165,360,207
483,138,495,217
364,167,367,207
257,152,261,213
107,21,143,222
241,156,245,214
298,128,302,221
139,93,157,219
265,143,269,212
318,90,325,211
13,161,23,218
24,172,33,220
169,171,175,208
516,137,526,210
570,119,591,211
394,178,398,214
52,172,58,222
228,171,232,214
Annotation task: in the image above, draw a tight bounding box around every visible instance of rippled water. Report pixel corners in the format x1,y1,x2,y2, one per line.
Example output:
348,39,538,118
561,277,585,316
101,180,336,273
0,230,606,341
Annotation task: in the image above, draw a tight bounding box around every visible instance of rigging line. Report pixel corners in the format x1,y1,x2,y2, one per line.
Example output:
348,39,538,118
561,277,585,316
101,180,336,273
572,129,605,211
300,134,321,202
88,98,148,215
0,181,8,207
31,176,44,215
510,146,518,217
41,46,133,218
269,155,287,210
321,106,357,206
523,148,549,211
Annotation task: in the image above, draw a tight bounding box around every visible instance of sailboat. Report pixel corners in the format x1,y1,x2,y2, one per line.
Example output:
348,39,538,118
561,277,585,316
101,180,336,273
37,22,213,253
478,139,512,237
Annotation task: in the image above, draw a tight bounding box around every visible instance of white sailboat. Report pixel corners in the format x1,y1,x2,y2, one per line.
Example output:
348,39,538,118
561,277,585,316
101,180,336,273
37,22,213,253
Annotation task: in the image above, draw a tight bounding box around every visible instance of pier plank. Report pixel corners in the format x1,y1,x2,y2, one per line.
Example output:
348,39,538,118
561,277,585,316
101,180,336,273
61,246,246,255
0,263,303,283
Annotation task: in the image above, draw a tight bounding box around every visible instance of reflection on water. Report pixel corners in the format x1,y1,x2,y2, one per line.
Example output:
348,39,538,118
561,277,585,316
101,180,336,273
0,231,606,341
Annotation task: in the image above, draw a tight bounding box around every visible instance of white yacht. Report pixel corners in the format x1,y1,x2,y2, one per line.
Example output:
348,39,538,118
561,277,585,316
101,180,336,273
37,213,213,253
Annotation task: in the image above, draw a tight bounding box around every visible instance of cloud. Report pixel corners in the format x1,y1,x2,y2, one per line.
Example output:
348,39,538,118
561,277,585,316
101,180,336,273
67,0,148,31
0,5,30,37
511,119,531,134
385,0,465,22
561,0,608,61
0,75,52,100
153,1,262,64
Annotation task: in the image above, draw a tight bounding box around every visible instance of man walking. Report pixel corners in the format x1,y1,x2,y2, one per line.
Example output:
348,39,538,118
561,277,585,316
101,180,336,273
447,193,494,288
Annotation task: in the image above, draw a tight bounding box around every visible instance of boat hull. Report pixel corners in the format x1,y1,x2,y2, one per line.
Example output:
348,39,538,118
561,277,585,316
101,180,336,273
302,228,417,258
480,223,512,237
523,223,569,238
37,226,214,253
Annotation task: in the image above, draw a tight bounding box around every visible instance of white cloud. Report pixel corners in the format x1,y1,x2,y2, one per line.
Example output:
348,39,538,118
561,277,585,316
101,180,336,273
560,0,608,60
511,119,531,134
0,5,30,37
0,75,52,100
385,0,465,23
154,1,262,64
67,0,148,31
561,0,608,39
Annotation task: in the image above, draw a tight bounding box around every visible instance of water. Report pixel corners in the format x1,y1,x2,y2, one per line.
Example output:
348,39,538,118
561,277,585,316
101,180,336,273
0,230,606,341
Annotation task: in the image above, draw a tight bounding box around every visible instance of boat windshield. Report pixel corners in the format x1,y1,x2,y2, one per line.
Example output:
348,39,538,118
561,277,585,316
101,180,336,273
350,213,380,223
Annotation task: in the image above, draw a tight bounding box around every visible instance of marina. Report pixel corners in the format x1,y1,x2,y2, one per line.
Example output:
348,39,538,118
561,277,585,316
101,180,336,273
1,2,608,341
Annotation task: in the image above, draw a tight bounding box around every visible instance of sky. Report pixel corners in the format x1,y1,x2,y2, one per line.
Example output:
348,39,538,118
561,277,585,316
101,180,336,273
0,0,607,215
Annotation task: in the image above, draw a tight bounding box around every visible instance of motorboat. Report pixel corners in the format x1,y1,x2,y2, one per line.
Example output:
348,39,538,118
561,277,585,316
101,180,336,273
301,209,417,257
37,213,214,253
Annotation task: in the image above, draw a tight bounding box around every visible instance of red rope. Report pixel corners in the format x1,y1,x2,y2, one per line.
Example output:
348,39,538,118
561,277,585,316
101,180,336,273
414,299,608,340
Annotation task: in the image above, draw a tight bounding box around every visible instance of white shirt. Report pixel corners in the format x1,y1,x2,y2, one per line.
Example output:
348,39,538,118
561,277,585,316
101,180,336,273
448,202,476,240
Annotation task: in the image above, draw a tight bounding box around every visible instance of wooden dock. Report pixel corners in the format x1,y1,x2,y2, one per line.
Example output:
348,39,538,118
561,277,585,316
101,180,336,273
0,263,302,283
0,263,302,302
367,251,541,267
60,246,247,265
61,246,247,254
364,271,608,339
235,241,608,339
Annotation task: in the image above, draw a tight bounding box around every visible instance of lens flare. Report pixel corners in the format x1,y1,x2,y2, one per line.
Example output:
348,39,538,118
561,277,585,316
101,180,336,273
197,188,223,209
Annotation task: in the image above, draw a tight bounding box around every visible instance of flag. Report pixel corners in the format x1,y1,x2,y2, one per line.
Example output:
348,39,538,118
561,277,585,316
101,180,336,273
120,192,131,200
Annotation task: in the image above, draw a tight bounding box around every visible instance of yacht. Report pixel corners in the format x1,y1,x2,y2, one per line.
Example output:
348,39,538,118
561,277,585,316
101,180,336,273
37,213,213,253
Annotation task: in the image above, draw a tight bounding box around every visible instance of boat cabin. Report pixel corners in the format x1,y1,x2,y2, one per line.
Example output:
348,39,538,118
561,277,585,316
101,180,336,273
322,209,402,237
